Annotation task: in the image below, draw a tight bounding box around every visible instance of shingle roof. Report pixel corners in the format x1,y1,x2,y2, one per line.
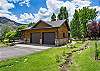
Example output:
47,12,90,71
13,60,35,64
45,20,66,27
22,20,70,31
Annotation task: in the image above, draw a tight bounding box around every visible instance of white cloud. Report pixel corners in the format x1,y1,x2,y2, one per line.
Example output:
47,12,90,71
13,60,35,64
0,0,14,10
34,8,53,22
33,0,91,22
33,7,51,22
13,13,34,24
1,13,18,22
0,0,14,18
7,0,22,3
0,0,32,24
18,13,34,23
0,12,34,24
0,10,11,14
92,6,100,12
73,0,90,2
33,0,100,23
19,0,30,7
33,0,64,22
0,0,15,20
0,0,100,24
63,0,91,21
46,0,64,10
20,13,34,19
97,16,100,21
90,6,100,21
7,0,30,7
96,8,100,21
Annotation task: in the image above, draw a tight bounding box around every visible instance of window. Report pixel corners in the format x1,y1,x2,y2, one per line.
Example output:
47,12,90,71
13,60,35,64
68,33,70,38
63,33,66,38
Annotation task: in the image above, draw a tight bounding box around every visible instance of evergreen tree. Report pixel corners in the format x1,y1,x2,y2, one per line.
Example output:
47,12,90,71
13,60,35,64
63,7,68,21
28,22,36,27
70,10,80,38
58,6,64,20
51,13,56,21
28,22,33,27
57,6,68,21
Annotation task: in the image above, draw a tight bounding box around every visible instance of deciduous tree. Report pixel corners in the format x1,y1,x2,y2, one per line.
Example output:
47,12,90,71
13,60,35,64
79,7,96,38
70,7,97,39
70,10,80,38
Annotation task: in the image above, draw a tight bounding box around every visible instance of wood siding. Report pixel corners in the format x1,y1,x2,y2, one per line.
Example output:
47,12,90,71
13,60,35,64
22,22,69,45
57,23,68,39
22,28,57,41
35,22,50,28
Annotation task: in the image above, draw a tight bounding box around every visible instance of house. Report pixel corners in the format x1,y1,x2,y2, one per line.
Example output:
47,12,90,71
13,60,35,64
21,20,70,46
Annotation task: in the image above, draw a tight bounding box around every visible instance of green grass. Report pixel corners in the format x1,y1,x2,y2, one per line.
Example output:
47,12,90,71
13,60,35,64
0,41,83,71
0,47,70,71
96,41,100,58
74,41,83,48
70,41,100,71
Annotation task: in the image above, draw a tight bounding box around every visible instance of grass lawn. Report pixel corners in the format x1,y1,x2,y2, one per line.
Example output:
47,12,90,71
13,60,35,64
1,40,100,71
0,47,69,71
0,41,83,71
70,41,100,71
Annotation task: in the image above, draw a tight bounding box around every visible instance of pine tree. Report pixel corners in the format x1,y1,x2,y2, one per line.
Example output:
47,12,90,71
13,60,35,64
63,7,68,21
57,6,68,21
51,13,56,21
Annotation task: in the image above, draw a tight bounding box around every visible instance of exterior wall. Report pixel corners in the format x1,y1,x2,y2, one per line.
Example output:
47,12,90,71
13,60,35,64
22,28,57,43
57,23,68,39
55,23,69,46
35,22,50,28
55,38,68,46
23,30,30,43
22,22,70,46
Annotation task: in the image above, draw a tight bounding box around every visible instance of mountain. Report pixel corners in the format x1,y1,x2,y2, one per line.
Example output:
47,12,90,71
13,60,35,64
0,17,22,36
0,17,21,27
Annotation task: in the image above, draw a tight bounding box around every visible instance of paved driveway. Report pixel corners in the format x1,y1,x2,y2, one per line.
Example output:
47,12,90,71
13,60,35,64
0,44,52,60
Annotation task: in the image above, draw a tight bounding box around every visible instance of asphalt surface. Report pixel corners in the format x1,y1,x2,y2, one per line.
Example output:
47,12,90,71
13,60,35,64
0,44,52,60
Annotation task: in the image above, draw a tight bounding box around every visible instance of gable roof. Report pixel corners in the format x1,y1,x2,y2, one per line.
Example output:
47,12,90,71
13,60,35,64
33,20,70,30
22,20,70,31
45,20,66,27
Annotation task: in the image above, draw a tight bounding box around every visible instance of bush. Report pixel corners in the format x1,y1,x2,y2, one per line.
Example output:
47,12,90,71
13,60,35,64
5,31,17,43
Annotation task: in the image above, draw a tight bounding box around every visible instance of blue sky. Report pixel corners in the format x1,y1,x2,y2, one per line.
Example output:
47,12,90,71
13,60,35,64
0,0,100,24
9,0,100,15
9,0,47,15
91,0,100,6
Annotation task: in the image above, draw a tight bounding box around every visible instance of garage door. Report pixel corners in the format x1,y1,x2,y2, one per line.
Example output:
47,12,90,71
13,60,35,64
31,32,41,44
42,32,55,45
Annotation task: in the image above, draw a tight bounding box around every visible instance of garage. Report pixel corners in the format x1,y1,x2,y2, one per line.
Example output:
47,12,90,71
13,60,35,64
42,32,55,45
31,32,41,44
23,20,70,46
